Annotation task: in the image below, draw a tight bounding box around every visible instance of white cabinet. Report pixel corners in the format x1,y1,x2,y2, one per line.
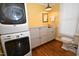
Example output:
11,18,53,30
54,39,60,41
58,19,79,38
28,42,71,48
47,28,55,41
39,27,48,36
30,26,55,49
31,38,40,49
30,28,39,38
40,35,49,44
39,27,49,44
30,28,40,48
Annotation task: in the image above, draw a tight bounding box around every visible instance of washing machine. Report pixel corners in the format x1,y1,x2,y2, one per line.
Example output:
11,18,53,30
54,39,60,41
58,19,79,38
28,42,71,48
0,31,32,56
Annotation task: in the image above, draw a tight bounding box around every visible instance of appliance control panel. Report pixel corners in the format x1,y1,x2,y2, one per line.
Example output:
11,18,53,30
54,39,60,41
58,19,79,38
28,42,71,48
0,31,30,42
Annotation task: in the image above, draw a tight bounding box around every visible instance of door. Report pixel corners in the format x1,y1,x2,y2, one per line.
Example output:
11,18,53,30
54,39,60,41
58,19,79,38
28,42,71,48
0,3,26,24
5,37,30,56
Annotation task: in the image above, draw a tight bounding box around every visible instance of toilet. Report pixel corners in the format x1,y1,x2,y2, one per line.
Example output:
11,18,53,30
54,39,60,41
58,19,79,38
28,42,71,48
61,36,77,53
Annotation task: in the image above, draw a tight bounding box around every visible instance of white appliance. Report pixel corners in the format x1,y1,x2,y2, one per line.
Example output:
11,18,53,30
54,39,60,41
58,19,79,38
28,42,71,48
0,3,32,56
0,31,32,56
0,3,29,34
0,23,29,34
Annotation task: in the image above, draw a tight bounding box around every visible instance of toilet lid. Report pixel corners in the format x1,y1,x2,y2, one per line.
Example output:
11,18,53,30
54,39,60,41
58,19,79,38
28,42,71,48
61,37,73,43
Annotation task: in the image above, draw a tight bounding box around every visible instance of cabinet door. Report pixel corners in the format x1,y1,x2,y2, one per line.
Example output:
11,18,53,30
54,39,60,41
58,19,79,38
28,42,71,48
30,28,40,48
31,38,40,48
47,28,55,41
48,33,54,41
30,28,39,39
39,27,49,44
40,35,48,44
39,26,48,36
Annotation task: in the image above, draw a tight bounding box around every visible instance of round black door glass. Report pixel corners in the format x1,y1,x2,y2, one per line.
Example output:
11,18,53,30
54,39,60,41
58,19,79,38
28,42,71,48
2,6,24,21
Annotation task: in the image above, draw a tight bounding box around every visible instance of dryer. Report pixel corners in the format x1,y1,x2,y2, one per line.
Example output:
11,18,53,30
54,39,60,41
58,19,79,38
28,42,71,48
0,3,29,34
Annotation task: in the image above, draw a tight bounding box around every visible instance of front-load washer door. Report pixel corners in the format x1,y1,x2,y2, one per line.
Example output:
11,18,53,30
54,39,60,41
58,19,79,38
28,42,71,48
0,3,26,24
5,37,30,56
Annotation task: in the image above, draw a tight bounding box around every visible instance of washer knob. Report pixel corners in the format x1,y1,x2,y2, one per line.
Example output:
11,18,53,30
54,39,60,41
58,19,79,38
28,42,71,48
16,35,19,38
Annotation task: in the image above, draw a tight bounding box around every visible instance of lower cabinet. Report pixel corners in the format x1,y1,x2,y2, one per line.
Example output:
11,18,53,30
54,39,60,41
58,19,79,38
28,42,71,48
40,35,49,45
31,38,41,48
30,27,40,49
30,26,55,49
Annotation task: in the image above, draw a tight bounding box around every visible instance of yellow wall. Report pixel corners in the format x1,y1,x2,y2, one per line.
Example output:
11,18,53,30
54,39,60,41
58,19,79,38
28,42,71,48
48,4,60,37
27,3,48,28
48,4,60,28
27,3,60,37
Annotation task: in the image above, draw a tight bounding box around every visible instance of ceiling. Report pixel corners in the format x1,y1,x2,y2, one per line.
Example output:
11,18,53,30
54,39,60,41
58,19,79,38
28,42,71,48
40,3,54,8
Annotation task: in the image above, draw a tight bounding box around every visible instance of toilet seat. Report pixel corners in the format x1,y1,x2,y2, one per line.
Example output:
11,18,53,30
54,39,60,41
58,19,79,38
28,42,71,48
61,37,73,43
